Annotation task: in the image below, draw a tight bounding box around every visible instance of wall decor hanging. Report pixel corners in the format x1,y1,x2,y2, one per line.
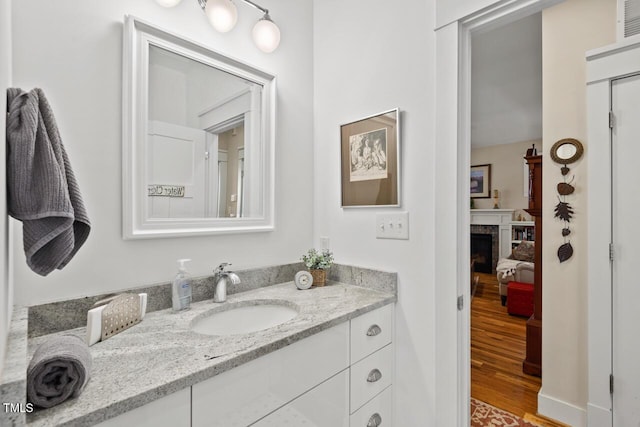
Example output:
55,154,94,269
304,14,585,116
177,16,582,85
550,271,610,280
340,108,400,207
550,138,584,263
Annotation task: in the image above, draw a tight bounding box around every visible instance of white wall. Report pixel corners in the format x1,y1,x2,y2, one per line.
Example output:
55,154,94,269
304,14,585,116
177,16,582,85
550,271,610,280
471,140,538,213
540,0,615,425
314,1,437,425
0,0,13,377
148,62,188,125
11,0,314,305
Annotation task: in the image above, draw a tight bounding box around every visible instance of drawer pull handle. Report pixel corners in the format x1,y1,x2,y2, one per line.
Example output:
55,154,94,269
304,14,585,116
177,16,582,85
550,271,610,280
367,324,382,336
367,413,382,427
367,368,383,383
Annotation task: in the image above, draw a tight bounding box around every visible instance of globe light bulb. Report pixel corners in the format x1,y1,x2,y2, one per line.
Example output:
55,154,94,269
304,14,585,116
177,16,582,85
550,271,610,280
154,0,182,7
252,15,281,53
205,0,238,33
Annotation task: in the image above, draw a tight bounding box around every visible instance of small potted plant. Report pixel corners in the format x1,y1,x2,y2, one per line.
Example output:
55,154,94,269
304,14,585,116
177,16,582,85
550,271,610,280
301,248,334,287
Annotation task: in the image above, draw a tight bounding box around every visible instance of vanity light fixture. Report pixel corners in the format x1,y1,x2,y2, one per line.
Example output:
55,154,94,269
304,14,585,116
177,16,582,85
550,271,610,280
154,0,281,53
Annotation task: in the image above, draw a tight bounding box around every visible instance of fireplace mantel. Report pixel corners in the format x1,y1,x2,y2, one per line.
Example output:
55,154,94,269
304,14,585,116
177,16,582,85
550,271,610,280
470,209,514,259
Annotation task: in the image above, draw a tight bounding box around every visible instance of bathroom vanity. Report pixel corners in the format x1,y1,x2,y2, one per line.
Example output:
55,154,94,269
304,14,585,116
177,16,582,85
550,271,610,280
7,265,396,427
99,303,394,427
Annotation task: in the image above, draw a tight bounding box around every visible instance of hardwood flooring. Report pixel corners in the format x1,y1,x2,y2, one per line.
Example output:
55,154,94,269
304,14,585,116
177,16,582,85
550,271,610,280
470,272,566,427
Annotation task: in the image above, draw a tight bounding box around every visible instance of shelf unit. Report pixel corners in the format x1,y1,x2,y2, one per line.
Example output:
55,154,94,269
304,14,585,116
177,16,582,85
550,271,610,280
511,221,535,247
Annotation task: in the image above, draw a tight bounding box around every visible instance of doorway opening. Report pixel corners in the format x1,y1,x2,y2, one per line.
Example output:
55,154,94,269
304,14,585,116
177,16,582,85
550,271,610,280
468,11,547,421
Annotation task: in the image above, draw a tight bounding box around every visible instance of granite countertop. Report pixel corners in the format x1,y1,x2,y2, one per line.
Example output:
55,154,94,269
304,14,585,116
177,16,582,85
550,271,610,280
25,281,396,426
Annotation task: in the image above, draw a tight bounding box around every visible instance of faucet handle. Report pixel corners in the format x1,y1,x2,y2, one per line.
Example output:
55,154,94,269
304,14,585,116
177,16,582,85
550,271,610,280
215,263,231,274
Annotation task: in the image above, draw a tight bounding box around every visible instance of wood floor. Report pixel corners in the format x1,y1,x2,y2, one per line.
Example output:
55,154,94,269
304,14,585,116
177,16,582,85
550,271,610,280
471,272,566,427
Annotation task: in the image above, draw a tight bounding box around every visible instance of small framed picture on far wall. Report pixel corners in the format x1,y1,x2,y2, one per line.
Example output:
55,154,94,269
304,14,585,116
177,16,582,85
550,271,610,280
470,164,491,198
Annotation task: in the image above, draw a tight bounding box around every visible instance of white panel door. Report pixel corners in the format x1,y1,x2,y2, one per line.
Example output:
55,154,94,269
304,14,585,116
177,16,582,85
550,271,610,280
147,120,206,218
612,73,640,426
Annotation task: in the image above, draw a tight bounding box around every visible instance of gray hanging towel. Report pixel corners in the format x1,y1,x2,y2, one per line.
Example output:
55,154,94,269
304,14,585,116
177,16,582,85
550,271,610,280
6,88,91,276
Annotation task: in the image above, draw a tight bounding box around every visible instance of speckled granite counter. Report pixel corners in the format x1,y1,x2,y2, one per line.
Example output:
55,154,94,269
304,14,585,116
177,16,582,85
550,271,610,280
23,280,395,426
0,307,29,426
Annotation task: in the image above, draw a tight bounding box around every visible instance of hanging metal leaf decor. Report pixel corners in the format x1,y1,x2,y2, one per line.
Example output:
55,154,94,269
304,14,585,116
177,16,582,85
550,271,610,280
561,166,570,176
562,228,571,237
557,182,575,195
558,242,573,262
554,201,574,222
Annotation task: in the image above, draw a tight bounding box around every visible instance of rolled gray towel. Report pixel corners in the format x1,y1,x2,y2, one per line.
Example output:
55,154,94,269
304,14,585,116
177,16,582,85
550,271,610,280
27,335,92,409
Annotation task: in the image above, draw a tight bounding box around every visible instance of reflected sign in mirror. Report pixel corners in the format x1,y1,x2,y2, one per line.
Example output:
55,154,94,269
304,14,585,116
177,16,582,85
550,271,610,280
123,16,275,238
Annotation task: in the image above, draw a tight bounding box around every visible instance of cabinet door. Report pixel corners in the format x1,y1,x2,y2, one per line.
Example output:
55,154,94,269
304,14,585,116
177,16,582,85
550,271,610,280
192,323,349,427
95,387,190,427
252,370,349,427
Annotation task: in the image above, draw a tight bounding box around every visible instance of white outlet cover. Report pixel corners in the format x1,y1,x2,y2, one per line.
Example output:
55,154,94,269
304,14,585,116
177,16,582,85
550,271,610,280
320,237,330,250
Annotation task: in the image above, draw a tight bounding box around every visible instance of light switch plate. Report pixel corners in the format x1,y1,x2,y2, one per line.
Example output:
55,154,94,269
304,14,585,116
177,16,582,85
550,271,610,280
376,212,409,240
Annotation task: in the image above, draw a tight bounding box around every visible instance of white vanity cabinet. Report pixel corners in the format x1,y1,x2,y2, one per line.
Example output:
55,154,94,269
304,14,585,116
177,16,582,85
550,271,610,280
95,387,190,427
248,304,395,427
192,322,350,426
96,304,394,427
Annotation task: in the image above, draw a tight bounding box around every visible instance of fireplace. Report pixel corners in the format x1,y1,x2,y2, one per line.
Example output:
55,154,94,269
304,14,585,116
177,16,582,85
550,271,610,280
470,224,499,273
471,234,493,273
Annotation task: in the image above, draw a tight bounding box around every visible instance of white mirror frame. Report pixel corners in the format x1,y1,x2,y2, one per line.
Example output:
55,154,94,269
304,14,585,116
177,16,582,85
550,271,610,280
122,16,275,239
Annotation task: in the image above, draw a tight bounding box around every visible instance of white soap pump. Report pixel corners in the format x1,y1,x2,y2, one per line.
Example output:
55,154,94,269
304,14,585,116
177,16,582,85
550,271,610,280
172,259,192,312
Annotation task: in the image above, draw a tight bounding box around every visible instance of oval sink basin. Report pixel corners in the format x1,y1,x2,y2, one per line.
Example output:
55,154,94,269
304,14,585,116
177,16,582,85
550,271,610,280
191,301,299,336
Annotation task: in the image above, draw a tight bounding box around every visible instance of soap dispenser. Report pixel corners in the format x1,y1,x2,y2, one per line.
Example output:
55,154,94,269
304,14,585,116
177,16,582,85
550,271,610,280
172,259,192,312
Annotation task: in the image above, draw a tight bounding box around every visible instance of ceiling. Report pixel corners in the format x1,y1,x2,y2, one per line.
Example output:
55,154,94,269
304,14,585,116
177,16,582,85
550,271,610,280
471,13,542,148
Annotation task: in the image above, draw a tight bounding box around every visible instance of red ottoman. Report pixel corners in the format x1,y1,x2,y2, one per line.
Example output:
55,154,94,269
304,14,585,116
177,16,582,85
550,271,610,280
507,281,534,317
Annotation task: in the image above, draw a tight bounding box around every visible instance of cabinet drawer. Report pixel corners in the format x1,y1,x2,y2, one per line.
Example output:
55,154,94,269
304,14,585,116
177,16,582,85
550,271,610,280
350,304,393,363
350,386,392,427
192,322,349,427
350,344,393,413
253,370,349,427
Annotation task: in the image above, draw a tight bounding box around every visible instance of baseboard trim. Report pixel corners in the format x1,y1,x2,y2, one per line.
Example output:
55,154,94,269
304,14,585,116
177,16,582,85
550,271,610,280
587,403,612,427
538,391,587,427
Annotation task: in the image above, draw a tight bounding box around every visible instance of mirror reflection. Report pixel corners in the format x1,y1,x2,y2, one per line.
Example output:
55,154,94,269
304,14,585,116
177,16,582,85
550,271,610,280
550,138,584,165
556,143,577,160
123,16,275,238
146,45,260,219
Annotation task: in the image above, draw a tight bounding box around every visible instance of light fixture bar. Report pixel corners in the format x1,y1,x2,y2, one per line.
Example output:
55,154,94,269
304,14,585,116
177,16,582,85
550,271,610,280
185,0,280,52
195,0,268,15
239,0,268,15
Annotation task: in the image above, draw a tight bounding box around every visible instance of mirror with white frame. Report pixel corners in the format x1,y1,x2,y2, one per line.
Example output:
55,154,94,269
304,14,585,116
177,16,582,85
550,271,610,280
123,16,275,238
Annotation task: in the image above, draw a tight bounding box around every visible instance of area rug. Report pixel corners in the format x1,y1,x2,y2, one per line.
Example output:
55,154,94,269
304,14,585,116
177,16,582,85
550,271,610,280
471,398,541,427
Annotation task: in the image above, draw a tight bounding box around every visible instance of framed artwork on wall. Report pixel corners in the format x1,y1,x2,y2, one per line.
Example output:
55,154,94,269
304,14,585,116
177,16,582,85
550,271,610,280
470,164,491,198
340,108,400,207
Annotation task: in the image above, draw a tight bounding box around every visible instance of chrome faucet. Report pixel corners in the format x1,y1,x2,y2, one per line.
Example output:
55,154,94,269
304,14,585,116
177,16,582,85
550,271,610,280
213,263,241,303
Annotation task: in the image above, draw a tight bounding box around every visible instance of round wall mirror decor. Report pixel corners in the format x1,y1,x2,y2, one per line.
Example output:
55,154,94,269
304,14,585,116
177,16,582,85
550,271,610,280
550,138,584,165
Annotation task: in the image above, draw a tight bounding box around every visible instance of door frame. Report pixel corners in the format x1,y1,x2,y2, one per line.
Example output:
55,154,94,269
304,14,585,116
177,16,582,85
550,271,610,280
434,0,562,424
586,36,640,427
